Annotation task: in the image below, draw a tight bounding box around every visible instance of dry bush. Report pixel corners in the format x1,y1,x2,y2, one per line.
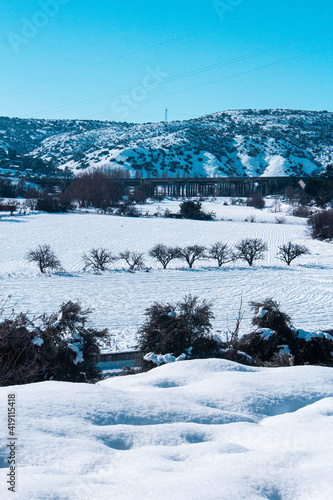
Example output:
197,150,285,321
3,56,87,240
83,248,117,272
120,251,145,271
247,193,265,209
137,295,218,359
308,210,333,240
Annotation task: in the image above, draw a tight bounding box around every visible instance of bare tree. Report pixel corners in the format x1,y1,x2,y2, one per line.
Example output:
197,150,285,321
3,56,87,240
68,168,124,210
225,296,245,362
272,198,282,213
120,251,145,271
236,238,267,267
149,244,180,269
208,242,235,268
277,242,310,266
26,244,61,273
177,245,206,268
83,248,117,272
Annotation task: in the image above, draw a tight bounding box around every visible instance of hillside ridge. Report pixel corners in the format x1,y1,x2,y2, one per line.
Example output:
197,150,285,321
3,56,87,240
0,109,332,178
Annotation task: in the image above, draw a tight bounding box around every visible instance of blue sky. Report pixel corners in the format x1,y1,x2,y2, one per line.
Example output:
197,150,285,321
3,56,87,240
0,0,332,122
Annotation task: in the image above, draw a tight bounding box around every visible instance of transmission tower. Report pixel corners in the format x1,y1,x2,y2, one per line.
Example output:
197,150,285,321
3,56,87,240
164,108,168,123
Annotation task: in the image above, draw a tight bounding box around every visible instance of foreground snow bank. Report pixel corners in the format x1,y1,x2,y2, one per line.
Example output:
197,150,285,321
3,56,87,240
1,359,333,499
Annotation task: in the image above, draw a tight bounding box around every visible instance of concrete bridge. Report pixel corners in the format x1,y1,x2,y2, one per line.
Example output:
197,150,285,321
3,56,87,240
132,176,302,197
30,175,304,198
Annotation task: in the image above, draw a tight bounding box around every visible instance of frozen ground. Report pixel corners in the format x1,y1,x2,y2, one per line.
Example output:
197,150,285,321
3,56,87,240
1,198,333,350
0,359,333,499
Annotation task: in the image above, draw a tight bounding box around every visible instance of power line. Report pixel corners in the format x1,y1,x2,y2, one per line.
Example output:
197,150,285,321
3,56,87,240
0,0,295,96
84,45,329,121
135,47,329,109
24,28,332,118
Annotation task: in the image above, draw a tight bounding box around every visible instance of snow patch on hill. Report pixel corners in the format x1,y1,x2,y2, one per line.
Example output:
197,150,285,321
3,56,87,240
263,155,288,176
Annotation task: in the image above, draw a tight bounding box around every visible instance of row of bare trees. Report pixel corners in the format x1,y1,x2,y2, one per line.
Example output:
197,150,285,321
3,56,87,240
26,245,146,274
149,240,309,268
26,240,310,274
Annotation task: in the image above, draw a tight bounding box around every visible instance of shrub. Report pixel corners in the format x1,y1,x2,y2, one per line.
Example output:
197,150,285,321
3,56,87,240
36,194,72,213
275,216,286,224
247,193,265,209
292,336,333,366
245,215,256,223
293,205,312,218
83,248,117,272
179,200,213,220
0,300,108,386
149,244,180,269
116,200,141,217
237,299,295,362
231,198,246,206
277,242,310,266
207,242,235,267
26,244,62,274
131,188,147,204
235,238,267,266
251,299,293,336
177,245,206,268
308,210,333,240
137,295,218,359
0,179,16,198
304,166,333,207
238,299,333,366
0,310,42,386
120,251,145,271
54,301,108,381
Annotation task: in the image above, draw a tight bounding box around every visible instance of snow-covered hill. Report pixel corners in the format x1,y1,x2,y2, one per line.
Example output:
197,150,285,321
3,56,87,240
0,109,332,178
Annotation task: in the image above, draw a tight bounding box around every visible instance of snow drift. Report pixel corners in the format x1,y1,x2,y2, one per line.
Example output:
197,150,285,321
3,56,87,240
0,359,332,499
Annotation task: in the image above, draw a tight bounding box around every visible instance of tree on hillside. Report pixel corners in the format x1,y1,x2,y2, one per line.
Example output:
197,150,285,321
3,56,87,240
207,242,235,268
83,248,117,273
149,244,180,269
177,245,206,268
235,238,267,267
277,242,310,266
26,245,62,274
304,165,333,207
120,251,145,271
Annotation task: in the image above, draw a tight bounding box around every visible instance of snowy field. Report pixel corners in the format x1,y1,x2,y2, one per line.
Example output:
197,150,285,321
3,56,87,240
1,198,333,350
1,199,333,499
1,359,333,499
